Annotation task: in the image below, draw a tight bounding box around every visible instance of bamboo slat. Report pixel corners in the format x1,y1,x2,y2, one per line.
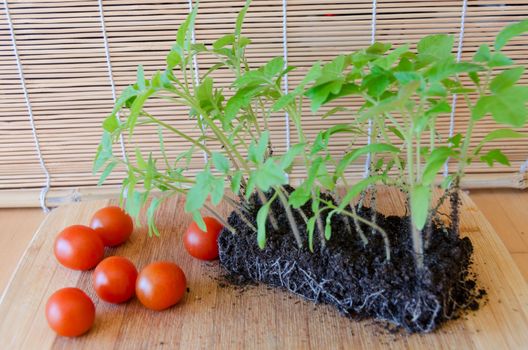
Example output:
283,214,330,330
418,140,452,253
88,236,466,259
0,1,527,202
0,189,527,349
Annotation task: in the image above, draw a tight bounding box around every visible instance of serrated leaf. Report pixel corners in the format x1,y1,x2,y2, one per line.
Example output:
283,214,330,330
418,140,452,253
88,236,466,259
231,171,242,195
417,34,454,65
480,149,510,167
410,185,431,230
279,143,304,170
472,86,528,127
212,152,230,174
490,67,525,93
254,159,287,191
288,185,311,208
495,20,528,50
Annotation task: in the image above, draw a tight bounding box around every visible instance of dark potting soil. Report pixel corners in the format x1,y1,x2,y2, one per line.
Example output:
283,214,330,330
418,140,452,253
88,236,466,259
217,188,485,333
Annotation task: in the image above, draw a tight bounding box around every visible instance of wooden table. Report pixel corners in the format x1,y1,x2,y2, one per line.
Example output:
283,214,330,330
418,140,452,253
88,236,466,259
1,191,527,349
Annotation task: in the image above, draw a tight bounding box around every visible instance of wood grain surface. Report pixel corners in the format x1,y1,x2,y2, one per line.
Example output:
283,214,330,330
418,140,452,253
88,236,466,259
1,189,527,350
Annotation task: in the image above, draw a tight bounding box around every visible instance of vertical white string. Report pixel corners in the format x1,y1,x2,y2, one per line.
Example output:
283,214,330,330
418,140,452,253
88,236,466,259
363,0,377,178
4,0,51,212
443,0,468,177
520,160,528,175
281,0,290,154
188,0,208,163
97,0,127,162
282,0,290,181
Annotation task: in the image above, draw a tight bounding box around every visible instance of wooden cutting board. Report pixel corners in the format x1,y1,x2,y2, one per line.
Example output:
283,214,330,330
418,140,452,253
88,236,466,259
1,190,527,349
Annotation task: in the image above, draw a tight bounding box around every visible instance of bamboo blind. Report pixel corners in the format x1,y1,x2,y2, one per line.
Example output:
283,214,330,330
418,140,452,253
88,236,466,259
0,0,527,207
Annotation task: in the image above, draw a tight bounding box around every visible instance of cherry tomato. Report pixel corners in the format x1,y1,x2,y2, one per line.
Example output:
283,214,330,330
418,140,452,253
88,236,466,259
45,287,95,337
90,206,134,247
54,225,104,270
93,257,138,304
136,262,187,311
183,217,224,260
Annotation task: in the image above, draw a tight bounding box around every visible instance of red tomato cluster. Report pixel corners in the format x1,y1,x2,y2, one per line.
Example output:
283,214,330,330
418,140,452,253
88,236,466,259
46,208,223,337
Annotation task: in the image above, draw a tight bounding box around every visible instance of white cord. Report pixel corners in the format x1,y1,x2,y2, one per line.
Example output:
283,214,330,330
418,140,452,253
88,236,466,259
4,0,51,212
97,0,127,162
282,0,290,155
443,0,468,177
187,0,208,163
363,0,377,178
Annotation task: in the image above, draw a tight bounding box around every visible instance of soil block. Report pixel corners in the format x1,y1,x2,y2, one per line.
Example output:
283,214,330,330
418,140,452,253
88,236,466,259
218,190,484,333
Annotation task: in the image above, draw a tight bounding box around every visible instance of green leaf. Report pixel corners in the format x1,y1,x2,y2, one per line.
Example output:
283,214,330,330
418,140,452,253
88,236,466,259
135,148,146,169
260,57,284,78
337,176,384,212
210,177,225,206
472,87,528,127
490,67,525,93
410,185,431,230
481,129,528,144
417,34,454,65
469,71,480,86
136,65,146,90
254,159,287,191
335,144,400,179
93,132,113,173
192,210,207,232
147,197,162,237
480,149,510,167
307,216,316,252
489,53,513,67
235,0,252,37
212,152,230,174
422,147,457,185
213,34,236,50
495,20,528,50
257,199,271,249
473,44,491,62
248,131,269,164
102,115,119,133
388,126,404,140
288,185,311,208
231,171,243,195
97,161,117,186
176,5,198,48
279,143,304,170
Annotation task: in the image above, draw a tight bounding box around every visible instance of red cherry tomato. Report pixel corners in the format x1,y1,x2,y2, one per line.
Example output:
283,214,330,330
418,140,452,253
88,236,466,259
93,257,138,304
54,225,104,270
136,262,187,311
90,206,133,247
183,217,224,260
45,288,95,337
